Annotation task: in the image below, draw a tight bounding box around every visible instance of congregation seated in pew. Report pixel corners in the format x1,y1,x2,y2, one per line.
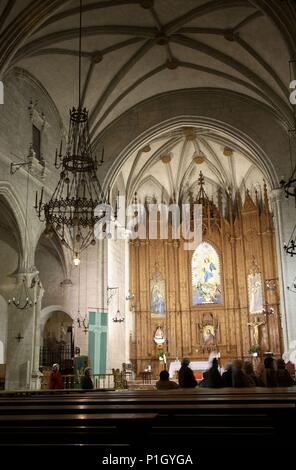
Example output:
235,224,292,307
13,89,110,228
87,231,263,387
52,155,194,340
173,356,295,389
276,359,295,387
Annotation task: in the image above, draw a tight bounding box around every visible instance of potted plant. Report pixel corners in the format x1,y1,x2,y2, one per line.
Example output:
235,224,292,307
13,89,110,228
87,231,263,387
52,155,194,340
249,345,261,357
158,351,164,361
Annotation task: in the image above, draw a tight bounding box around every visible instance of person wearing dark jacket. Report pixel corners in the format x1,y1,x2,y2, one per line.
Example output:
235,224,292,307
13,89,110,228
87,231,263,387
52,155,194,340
243,361,259,386
232,359,251,387
156,370,179,390
81,367,94,389
200,358,223,388
276,359,295,387
222,362,233,387
259,356,277,387
178,358,197,388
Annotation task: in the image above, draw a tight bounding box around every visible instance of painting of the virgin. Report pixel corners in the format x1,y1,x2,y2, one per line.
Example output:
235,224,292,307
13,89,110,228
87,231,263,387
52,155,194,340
192,242,222,305
150,277,166,316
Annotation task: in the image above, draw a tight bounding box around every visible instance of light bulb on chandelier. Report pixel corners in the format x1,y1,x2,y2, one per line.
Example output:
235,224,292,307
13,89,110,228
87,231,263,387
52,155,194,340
262,303,274,316
126,290,135,301
73,254,81,266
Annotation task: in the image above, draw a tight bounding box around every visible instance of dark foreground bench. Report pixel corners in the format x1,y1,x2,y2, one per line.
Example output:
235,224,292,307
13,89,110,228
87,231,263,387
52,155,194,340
0,388,295,465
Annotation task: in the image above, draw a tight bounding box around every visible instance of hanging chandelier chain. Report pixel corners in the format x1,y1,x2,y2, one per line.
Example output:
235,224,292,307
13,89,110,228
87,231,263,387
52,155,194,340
83,249,89,332
78,0,82,110
35,0,113,258
77,263,82,328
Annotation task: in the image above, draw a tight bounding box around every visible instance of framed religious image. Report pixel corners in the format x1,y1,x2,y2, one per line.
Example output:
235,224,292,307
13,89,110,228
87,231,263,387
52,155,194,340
192,242,222,305
150,274,166,317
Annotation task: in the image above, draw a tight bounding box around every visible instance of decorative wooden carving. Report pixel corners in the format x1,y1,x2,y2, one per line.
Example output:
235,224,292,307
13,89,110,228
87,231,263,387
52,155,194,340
129,175,282,377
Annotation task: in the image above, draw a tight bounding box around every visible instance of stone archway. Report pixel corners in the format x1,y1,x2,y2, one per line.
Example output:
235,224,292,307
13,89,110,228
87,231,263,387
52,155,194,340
102,110,290,359
40,307,74,373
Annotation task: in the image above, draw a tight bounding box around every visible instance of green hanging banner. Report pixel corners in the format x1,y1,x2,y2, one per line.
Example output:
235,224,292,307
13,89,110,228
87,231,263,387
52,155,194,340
88,311,108,374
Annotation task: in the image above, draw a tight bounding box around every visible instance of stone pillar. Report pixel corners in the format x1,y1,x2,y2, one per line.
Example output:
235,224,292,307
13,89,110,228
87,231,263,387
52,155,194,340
5,270,43,390
270,189,296,355
107,236,128,371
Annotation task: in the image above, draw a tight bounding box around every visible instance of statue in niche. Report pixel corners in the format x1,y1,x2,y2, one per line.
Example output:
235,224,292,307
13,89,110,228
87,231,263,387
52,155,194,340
153,326,166,346
248,258,263,314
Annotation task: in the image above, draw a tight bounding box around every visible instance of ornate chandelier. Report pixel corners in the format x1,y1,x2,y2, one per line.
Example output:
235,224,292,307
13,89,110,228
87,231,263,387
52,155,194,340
287,276,296,293
281,75,296,257
35,107,107,257
280,126,296,201
107,287,124,323
281,60,296,201
8,278,37,310
284,224,296,256
262,302,274,316
35,0,108,260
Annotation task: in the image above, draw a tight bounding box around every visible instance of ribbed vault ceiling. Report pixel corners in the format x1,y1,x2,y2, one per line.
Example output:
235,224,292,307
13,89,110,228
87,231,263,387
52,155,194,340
0,0,296,144
116,126,269,206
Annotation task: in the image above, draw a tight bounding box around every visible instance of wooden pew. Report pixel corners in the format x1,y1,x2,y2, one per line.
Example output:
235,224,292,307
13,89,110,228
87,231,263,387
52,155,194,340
0,388,295,446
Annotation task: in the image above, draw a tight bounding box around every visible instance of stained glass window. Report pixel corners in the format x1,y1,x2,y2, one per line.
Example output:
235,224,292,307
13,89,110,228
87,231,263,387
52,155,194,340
192,242,222,305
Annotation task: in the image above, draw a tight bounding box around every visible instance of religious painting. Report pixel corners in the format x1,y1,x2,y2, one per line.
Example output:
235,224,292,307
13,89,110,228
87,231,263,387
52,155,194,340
192,242,222,305
201,324,216,346
248,272,263,314
197,313,220,350
150,275,166,316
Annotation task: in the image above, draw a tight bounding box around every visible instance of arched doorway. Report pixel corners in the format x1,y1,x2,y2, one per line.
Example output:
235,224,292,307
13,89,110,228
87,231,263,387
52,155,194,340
40,311,74,373
0,193,23,389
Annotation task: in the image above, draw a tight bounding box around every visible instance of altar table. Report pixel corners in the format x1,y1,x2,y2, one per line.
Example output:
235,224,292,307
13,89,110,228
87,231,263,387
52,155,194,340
168,360,209,378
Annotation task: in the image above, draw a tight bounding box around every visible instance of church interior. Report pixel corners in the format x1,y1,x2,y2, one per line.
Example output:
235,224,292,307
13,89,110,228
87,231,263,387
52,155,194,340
0,0,296,463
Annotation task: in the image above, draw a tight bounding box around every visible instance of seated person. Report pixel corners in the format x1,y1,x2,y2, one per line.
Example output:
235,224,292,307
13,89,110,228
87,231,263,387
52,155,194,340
156,370,179,390
232,359,252,387
178,358,197,388
276,359,295,387
259,356,277,387
222,362,233,387
200,358,223,388
80,367,94,390
243,361,259,386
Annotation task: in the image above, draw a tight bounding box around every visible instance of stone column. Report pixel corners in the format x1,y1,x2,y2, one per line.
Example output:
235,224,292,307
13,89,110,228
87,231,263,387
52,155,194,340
270,189,296,355
107,237,126,370
5,270,43,390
